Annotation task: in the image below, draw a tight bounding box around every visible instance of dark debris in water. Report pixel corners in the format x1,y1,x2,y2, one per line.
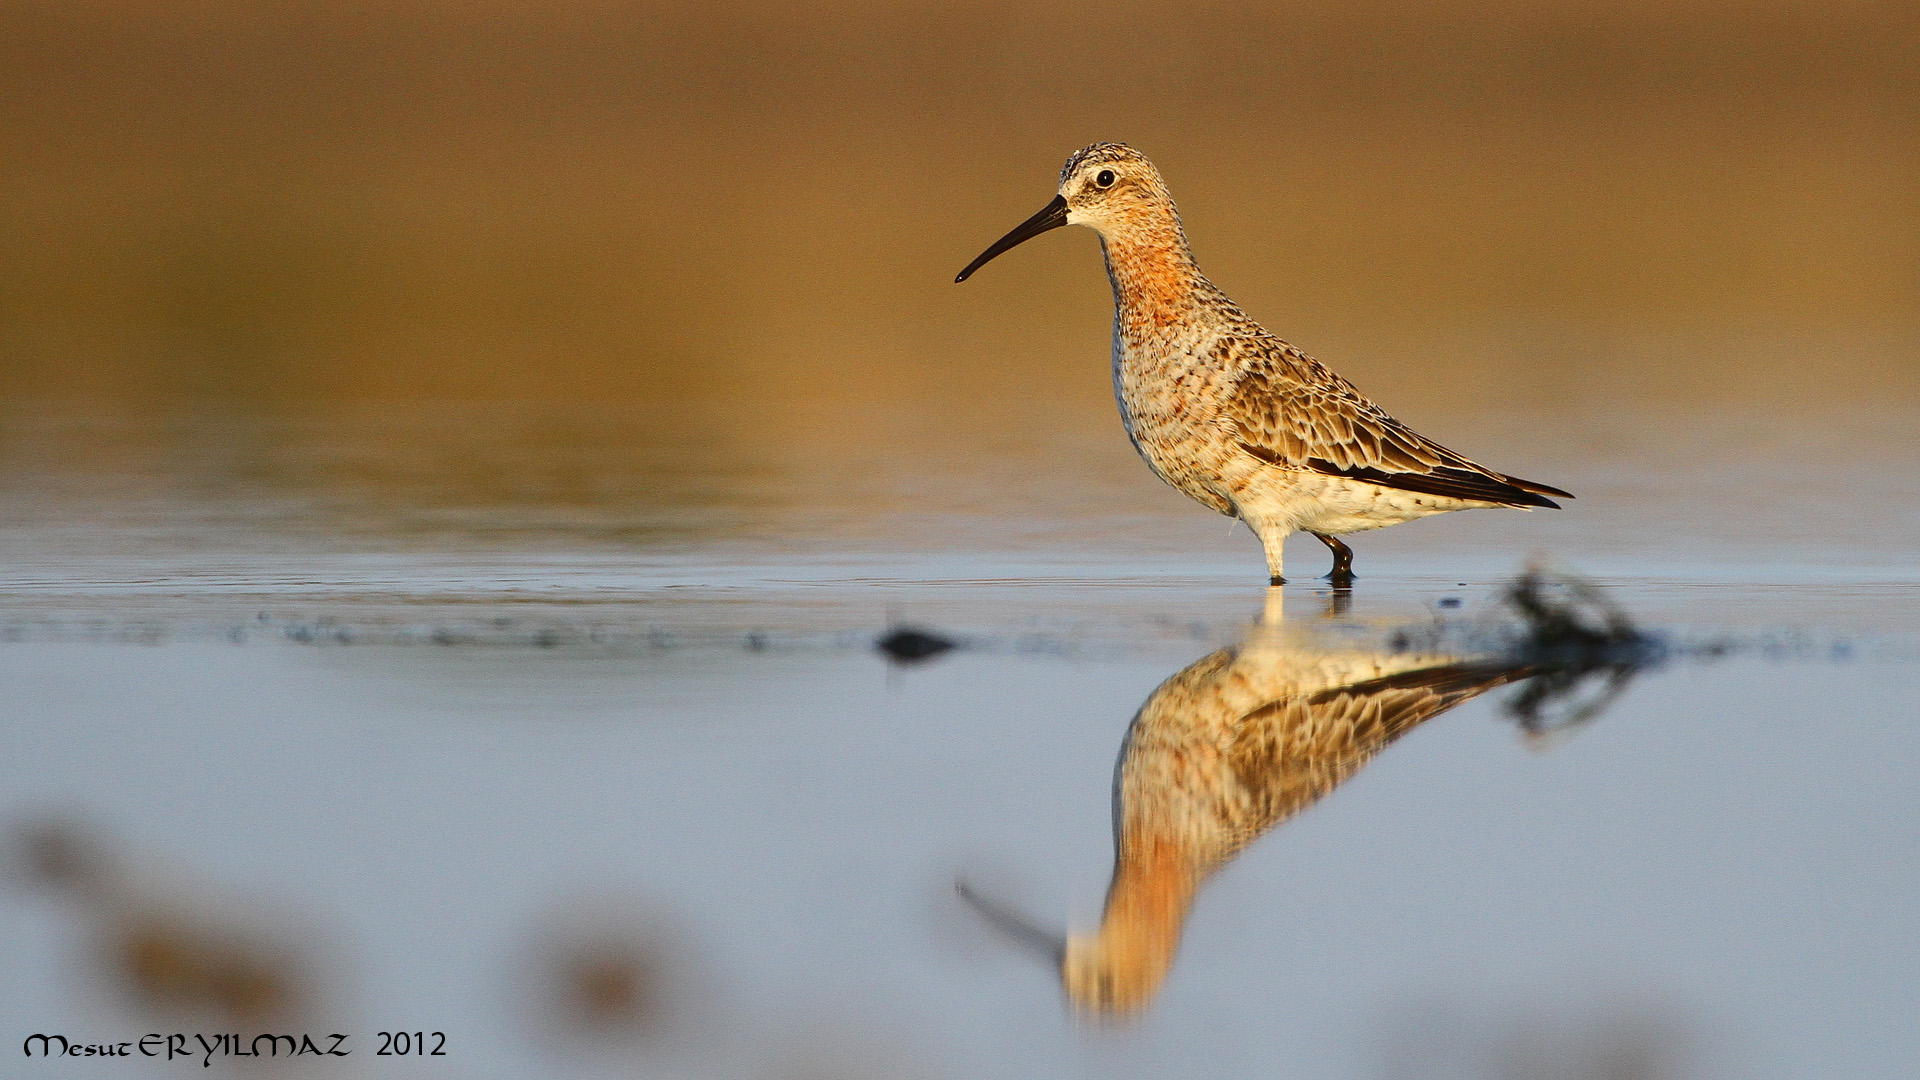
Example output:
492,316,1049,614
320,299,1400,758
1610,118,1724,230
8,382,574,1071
875,626,958,664
1502,565,1657,664
1379,565,1682,740
1496,566,1666,739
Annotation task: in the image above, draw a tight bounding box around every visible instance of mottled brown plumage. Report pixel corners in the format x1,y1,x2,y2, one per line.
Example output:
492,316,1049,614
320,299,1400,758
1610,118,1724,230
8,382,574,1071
959,143,1571,582
1063,612,1534,1015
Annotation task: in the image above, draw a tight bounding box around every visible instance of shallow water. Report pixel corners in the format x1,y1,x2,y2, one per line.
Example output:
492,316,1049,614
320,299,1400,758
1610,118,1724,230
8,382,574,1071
3,407,1917,1079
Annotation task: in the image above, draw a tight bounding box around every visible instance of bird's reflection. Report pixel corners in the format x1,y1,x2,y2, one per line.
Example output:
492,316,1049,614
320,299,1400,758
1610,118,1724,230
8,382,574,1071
966,582,1643,1017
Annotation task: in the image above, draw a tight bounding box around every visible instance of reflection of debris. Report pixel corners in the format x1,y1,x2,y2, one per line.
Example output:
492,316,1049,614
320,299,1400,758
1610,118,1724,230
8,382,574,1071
1498,565,1665,744
19,818,111,895
523,893,703,1055
552,937,662,1035
875,627,956,663
521,892,941,1080
12,817,310,1026
115,915,300,1023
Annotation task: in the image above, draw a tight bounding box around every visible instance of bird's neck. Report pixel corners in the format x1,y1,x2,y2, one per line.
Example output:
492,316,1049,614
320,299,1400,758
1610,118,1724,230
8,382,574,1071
1100,222,1207,335
1088,834,1202,1004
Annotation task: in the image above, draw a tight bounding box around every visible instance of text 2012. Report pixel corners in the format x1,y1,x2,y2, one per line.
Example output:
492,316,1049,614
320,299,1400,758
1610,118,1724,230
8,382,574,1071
376,1031,446,1056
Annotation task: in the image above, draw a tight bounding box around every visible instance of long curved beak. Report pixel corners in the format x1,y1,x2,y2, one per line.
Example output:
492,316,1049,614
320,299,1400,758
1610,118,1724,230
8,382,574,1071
954,195,1069,283
955,879,1067,966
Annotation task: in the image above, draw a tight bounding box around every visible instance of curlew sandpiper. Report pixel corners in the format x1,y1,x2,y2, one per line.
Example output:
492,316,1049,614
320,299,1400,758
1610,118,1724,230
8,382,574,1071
957,143,1571,584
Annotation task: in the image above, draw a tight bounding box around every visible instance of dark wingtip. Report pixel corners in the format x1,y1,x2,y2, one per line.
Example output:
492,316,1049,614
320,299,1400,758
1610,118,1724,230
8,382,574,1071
1503,487,1560,510
1295,454,1570,509
1509,481,1572,506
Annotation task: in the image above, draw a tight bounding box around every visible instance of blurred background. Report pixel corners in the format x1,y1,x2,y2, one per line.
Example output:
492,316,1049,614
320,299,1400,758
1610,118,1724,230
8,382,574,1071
6,8,1920,1077
3,0,1916,457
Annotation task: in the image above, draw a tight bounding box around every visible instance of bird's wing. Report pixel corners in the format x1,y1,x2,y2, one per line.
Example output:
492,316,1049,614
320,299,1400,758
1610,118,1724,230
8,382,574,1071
1218,336,1570,506
1224,662,1535,838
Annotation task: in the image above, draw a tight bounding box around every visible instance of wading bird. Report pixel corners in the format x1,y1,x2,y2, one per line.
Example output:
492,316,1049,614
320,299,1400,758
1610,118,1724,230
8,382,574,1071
961,599,1535,1015
957,143,1570,584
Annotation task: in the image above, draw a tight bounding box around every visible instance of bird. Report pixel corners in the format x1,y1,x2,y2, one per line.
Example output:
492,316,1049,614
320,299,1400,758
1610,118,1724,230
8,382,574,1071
958,597,1537,1016
1063,618,1533,1014
956,143,1571,585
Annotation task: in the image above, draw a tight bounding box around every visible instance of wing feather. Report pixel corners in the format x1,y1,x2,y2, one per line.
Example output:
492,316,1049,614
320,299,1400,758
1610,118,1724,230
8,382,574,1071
1225,663,1535,835
1220,336,1571,507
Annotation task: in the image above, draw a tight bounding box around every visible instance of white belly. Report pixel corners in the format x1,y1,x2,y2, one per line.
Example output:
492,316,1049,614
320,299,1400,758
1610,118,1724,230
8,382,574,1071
1237,469,1488,535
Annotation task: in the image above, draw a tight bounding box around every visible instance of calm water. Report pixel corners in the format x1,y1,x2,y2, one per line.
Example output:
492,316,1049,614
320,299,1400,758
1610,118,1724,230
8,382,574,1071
3,407,1917,1079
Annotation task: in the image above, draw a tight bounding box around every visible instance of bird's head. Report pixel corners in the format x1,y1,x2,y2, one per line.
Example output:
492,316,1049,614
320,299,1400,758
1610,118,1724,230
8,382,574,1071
1061,928,1173,1017
955,142,1180,283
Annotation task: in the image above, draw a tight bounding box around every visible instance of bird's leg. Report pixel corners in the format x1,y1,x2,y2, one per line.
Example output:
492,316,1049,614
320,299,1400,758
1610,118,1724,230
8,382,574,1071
1257,527,1287,586
1259,585,1287,625
1241,511,1292,586
1312,532,1355,585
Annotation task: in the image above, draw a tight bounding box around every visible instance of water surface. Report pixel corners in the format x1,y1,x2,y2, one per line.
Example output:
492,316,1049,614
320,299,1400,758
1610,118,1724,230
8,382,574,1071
3,406,1916,1079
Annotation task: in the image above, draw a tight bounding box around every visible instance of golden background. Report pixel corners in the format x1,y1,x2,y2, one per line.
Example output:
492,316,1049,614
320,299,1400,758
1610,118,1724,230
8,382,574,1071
3,0,1916,459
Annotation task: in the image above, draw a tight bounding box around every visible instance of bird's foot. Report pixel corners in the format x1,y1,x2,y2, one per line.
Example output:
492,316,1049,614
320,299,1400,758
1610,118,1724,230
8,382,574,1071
1311,533,1355,584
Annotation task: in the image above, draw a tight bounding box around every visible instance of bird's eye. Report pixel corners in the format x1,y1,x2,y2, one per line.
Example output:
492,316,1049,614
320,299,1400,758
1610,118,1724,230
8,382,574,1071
1095,169,1116,188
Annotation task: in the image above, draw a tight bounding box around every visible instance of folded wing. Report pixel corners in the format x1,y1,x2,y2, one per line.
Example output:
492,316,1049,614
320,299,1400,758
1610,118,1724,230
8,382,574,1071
1226,662,1538,838
1222,337,1571,507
